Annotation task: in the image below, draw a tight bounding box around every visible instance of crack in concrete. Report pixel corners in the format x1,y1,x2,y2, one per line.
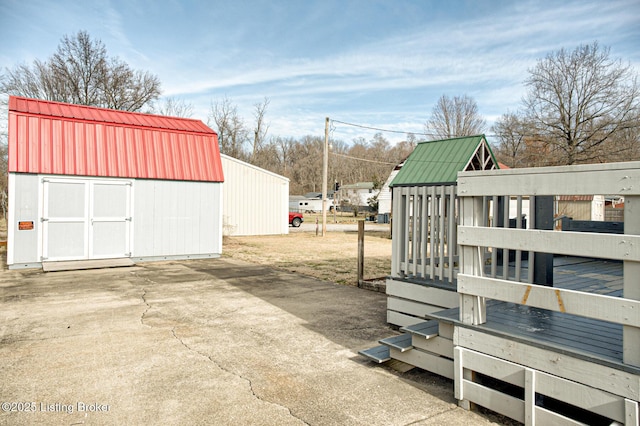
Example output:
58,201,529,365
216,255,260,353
140,277,156,327
135,274,156,327
169,328,309,425
131,269,307,424
140,287,150,326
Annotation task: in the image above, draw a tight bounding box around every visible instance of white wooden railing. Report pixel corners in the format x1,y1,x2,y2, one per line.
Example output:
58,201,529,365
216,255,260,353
391,185,458,285
456,161,640,367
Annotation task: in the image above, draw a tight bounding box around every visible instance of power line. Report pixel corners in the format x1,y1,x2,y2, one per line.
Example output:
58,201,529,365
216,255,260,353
330,118,592,141
330,118,508,139
330,151,397,165
330,119,434,137
331,118,640,141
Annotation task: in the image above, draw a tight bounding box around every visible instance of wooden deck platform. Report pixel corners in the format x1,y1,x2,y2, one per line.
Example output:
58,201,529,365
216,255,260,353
491,255,623,297
386,255,624,327
430,302,631,370
430,256,628,369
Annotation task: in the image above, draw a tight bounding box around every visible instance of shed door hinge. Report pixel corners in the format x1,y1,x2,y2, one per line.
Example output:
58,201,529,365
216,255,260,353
41,217,49,222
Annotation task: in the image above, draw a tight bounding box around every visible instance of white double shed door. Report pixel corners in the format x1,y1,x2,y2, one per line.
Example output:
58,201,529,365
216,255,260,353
42,177,132,262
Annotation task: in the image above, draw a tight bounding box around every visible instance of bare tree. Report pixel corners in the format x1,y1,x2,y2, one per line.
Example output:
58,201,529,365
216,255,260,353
208,97,248,160
252,97,270,160
151,96,194,117
425,94,486,139
275,136,296,174
1,30,161,111
523,42,640,165
491,112,534,167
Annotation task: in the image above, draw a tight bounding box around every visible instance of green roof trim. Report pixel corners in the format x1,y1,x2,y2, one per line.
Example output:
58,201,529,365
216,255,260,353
389,134,498,187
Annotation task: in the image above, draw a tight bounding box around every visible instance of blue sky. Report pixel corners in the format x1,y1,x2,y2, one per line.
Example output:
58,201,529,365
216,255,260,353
1,0,639,144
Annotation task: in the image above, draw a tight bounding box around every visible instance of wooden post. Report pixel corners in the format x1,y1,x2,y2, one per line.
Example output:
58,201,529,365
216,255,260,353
459,195,486,325
357,220,364,287
533,195,554,286
623,195,640,367
321,117,329,236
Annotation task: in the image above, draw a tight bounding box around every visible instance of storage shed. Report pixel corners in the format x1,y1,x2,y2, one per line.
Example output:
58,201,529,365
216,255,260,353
7,96,224,270
220,154,289,236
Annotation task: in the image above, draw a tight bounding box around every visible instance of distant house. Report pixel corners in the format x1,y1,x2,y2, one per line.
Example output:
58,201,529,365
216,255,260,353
378,161,406,223
337,182,379,210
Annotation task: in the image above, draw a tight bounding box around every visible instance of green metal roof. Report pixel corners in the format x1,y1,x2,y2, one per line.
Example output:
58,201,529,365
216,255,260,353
390,135,497,186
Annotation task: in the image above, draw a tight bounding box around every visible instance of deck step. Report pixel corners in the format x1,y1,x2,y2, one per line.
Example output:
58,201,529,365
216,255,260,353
379,334,413,352
358,345,391,363
401,320,439,339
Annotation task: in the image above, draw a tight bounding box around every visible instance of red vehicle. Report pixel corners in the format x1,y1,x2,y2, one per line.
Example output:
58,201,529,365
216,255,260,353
288,212,304,227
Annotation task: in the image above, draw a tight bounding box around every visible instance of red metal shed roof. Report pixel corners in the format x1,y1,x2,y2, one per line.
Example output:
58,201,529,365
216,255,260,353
8,96,224,182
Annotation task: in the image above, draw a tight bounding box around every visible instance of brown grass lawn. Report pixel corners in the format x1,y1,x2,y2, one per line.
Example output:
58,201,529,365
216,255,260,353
222,228,392,286
0,215,390,286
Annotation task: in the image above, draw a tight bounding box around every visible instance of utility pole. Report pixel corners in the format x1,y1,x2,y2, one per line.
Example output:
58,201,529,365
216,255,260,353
322,117,329,236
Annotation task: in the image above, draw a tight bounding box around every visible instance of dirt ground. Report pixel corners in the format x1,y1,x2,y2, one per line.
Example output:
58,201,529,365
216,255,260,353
222,224,392,286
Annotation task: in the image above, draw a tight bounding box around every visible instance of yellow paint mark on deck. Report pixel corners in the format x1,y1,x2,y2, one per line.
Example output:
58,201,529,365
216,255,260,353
521,285,532,305
555,289,566,312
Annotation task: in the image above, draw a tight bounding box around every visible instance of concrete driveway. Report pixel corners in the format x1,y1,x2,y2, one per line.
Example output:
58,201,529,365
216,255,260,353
1,257,503,425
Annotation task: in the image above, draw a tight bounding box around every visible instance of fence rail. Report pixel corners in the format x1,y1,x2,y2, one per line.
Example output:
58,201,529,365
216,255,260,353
457,161,640,368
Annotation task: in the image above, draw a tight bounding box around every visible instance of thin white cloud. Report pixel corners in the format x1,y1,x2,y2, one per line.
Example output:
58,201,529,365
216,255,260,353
2,0,637,143
166,0,636,102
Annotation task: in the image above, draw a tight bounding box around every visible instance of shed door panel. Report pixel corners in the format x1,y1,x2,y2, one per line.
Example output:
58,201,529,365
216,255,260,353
43,180,88,260
42,178,131,262
90,182,131,258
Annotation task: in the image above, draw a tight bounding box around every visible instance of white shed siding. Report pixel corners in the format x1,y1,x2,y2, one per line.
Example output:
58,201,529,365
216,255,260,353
7,173,222,269
132,179,222,259
7,173,41,267
221,154,289,236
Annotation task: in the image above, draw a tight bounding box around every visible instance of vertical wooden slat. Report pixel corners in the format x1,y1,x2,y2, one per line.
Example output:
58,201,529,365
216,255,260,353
411,186,420,277
515,196,523,283
391,187,401,277
491,195,498,278
429,186,436,281
454,346,464,401
480,195,488,278
623,195,640,367
460,195,486,325
525,368,536,426
502,195,510,280
448,186,456,283
403,188,411,277
527,196,536,284
438,185,446,281
625,398,639,426
420,186,429,279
